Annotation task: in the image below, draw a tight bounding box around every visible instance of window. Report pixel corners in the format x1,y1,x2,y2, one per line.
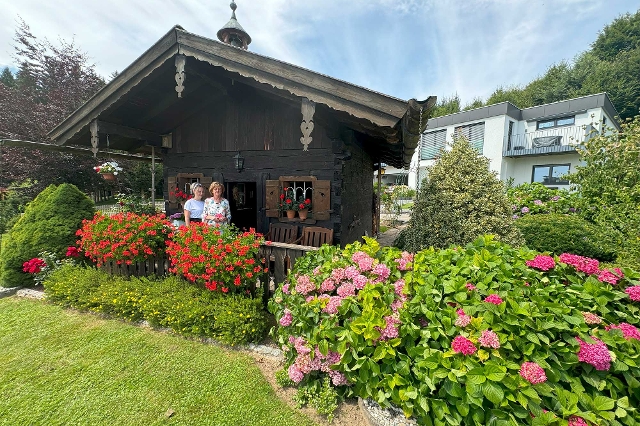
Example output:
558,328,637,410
420,129,446,160
265,176,331,223
532,164,570,185
507,121,514,149
536,116,575,130
455,122,485,153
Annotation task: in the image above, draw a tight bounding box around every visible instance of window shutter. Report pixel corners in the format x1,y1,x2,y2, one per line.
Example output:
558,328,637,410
313,180,331,220
200,176,213,198
265,180,280,218
420,130,446,160
455,122,485,153
168,176,177,204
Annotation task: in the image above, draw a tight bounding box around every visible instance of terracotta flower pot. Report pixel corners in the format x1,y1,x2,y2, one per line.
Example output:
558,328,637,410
286,210,296,219
298,208,308,221
101,172,116,181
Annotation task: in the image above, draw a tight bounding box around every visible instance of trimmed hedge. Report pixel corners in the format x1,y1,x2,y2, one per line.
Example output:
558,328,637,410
43,265,268,345
515,214,619,261
0,184,95,286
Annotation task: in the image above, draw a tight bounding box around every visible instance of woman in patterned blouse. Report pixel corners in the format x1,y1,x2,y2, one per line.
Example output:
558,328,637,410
203,181,231,227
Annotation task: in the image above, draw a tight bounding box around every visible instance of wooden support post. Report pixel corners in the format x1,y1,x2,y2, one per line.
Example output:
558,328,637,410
377,162,382,237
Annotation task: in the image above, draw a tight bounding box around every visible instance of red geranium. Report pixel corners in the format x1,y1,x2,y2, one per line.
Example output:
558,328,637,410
22,258,46,274
65,246,80,257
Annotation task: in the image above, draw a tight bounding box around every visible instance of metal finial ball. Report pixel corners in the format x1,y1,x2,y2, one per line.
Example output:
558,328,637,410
230,1,237,12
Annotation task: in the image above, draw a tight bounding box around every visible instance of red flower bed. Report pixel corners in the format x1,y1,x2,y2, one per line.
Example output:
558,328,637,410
166,224,265,293
76,213,171,266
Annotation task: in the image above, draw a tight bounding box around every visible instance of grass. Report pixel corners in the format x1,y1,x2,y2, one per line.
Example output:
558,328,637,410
0,297,317,426
379,225,389,233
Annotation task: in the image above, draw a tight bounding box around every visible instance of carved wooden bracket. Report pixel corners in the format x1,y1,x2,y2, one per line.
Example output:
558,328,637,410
300,98,315,151
175,55,186,98
90,120,99,157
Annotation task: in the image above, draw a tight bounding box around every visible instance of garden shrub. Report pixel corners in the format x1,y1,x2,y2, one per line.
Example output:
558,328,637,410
166,224,265,294
270,236,640,425
397,136,522,251
77,212,171,266
507,182,581,218
0,184,95,286
43,265,268,345
516,214,620,261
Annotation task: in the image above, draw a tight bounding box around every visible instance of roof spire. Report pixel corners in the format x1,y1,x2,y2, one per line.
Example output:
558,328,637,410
217,1,252,50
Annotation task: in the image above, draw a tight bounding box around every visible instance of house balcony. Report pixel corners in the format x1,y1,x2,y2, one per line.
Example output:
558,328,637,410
503,125,595,157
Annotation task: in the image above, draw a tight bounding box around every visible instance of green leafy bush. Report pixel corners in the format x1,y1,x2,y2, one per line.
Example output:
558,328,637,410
0,184,95,286
270,236,640,425
507,183,581,217
43,265,268,345
398,137,522,251
516,214,620,261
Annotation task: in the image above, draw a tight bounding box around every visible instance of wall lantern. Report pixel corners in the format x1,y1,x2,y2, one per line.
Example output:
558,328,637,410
234,152,245,172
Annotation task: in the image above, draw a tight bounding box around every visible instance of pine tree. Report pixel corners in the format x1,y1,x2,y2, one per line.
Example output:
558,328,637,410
398,137,523,252
0,67,15,88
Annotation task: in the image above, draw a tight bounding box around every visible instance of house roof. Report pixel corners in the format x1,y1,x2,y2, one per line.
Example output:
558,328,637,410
425,93,621,131
48,26,435,168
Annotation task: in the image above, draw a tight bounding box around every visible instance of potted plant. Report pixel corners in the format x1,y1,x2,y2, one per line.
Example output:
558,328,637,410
94,161,123,181
279,187,297,219
169,211,186,227
297,197,312,220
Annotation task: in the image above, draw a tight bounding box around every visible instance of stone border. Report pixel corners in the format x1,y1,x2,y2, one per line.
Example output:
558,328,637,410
0,286,22,299
358,398,418,426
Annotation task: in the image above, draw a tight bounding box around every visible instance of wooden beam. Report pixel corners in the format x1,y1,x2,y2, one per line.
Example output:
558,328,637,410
95,120,162,146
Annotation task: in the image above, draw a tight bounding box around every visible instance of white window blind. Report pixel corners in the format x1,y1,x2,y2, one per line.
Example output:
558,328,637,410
420,129,447,160
455,122,485,154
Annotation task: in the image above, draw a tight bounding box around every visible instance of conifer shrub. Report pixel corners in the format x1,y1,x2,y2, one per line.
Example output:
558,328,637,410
516,214,619,261
397,137,522,251
0,184,95,287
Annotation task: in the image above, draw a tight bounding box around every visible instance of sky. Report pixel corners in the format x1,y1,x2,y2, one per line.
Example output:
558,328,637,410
0,0,639,106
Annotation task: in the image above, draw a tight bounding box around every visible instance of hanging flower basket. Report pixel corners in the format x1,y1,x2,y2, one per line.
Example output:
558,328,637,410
94,161,123,181
102,172,116,181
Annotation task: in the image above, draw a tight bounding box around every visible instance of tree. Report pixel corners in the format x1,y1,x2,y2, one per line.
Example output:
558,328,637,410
569,115,640,267
0,18,106,196
430,94,461,118
591,11,640,61
0,67,14,88
398,137,523,252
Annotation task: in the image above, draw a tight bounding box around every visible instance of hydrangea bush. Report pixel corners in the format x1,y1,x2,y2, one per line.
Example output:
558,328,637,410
269,236,640,425
507,183,580,218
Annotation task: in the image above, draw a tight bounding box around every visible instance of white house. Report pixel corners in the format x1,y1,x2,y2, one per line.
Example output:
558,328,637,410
381,93,620,190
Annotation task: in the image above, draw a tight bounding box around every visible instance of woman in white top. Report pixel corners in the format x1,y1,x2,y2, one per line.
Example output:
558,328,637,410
183,182,205,225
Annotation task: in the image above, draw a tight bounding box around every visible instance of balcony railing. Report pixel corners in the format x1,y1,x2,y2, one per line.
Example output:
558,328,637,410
503,125,596,157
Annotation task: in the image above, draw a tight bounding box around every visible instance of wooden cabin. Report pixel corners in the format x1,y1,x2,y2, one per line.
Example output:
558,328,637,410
48,7,434,247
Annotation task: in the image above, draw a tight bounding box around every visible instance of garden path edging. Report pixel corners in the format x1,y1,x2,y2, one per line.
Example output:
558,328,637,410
0,286,22,299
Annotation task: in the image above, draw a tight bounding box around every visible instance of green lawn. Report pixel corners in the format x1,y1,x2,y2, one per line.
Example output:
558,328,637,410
0,297,317,426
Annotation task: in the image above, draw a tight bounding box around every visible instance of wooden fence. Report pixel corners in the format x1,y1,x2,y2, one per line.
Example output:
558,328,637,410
98,242,318,301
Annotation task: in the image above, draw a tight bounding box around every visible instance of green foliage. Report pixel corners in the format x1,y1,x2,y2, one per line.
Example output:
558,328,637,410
400,136,523,251
507,182,581,217
591,10,640,61
0,184,95,286
43,265,268,345
293,377,339,422
463,97,484,111
270,236,640,425
0,67,15,88
119,162,164,197
515,214,619,261
570,115,640,268
430,94,461,118
0,182,31,234
113,192,158,215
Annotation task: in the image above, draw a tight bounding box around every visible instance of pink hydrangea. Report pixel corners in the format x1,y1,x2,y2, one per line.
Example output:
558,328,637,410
519,362,547,384
372,263,391,282
484,294,503,305
291,336,311,355
395,252,414,271
568,416,588,426
625,286,640,301
465,282,476,291
451,335,477,355
353,274,368,290
351,251,374,271
295,275,316,295
478,330,500,349
331,268,346,282
581,312,602,325
378,316,401,340
344,265,359,279
558,253,600,275
597,269,622,285
322,296,343,314
328,370,349,386
394,279,406,296
279,309,293,326
320,278,336,292
606,323,640,341
526,255,556,271
455,310,471,327
288,363,304,383
337,282,356,297
390,299,406,313
282,283,290,294
313,266,321,275
295,353,313,374
576,336,611,371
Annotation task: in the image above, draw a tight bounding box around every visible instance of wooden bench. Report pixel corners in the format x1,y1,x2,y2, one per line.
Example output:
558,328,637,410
293,226,334,247
265,223,298,244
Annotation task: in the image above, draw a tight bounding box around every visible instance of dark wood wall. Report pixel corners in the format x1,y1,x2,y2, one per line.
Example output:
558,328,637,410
162,83,346,239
